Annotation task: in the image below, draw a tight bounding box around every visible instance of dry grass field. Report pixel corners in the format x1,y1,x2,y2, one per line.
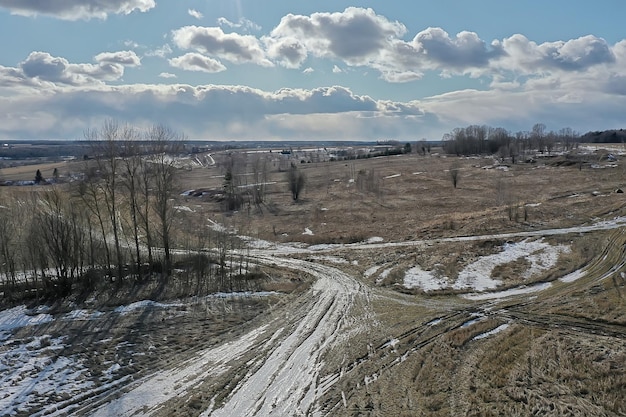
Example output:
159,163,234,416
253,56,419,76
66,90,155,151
179,147,626,416
2,145,626,416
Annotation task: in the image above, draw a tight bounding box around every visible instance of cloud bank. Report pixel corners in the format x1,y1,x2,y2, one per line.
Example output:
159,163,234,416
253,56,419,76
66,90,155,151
0,0,155,20
1,6,626,140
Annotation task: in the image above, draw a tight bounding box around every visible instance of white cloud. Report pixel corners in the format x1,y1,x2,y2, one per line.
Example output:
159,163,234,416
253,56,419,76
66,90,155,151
18,52,122,86
158,72,177,79
270,7,406,65
332,65,343,74
217,17,261,32
264,36,307,68
0,51,143,90
412,27,503,70
169,53,226,73
172,26,273,67
264,8,500,82
95,51,141,67
188,9,203,20
0,0,155,20
303,67,314,74
498,34,614,73
261,7,620,84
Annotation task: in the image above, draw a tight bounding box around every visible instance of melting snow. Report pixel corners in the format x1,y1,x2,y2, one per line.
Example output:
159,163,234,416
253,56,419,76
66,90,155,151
404,265,449,291
473,323,510,340
0,335,94,416
0,306,53,341
364,265,382,278
113,300,183,315
403,239,569,292
560,269,586,283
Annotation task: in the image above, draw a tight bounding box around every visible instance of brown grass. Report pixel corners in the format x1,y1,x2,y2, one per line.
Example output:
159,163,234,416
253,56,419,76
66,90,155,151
5,146,626,416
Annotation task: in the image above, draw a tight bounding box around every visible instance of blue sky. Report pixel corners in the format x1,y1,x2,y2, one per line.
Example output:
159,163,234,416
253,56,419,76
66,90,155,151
1,1,625,141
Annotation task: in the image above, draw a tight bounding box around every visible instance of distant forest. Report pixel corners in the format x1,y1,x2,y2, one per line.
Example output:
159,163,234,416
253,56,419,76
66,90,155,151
581,129,626,143
441,124,626,157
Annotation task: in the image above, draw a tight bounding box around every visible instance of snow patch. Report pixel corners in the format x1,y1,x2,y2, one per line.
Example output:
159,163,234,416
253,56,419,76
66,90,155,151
0,306,54,341
0,335,94,416
403,239,568,292
63,309,104,321
560,269,585,283
303,227,314,235
473,323,510,340
453,239,568,291
403,265,449,291
462,282,553,301
426,318,442,326
114,300,183,315
364,265,382,278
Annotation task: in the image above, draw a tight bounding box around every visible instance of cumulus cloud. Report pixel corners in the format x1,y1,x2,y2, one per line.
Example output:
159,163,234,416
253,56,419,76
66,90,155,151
95,51,141,67
172,25,273,67
260,7,620,83
0,51,141,89
264,36,307,68
169,53,226,73
19,52,124,85
332,65,343,73
499,34,614,73
412,27,504,70
158,72,177,79
270,7,405,64
188,9,203,20
0,0,155,20
264,8,506,82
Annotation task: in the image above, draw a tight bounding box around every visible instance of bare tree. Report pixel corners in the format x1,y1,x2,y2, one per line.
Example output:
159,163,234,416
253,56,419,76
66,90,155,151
85,119,125,281
222,154,244,212
250,154,270,212
119,126,144,278
138,154,155,267
0,198,19,294
76,163,114,281
145,123,185,274
287,164,306,201
450,161,461,188
35,189,86,295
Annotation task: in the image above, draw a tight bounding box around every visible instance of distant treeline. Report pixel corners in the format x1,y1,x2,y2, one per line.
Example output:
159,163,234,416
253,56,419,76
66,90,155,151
0,142,92,160
580,129,626,144
441,124,626,157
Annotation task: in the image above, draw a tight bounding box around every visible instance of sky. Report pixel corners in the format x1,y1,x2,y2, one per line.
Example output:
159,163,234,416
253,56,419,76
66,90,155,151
1,1,626,141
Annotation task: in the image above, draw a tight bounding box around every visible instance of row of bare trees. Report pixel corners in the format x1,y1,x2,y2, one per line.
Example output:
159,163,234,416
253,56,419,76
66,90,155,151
0,121,260,302
442,124,580,158
80,120,183,279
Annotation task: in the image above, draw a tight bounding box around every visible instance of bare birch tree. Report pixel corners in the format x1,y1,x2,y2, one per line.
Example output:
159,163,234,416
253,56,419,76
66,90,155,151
145,124,185,275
